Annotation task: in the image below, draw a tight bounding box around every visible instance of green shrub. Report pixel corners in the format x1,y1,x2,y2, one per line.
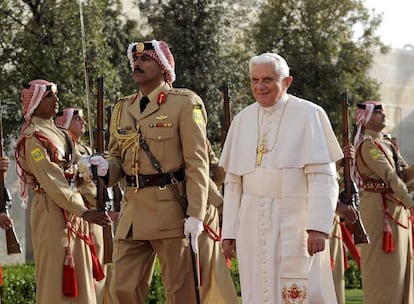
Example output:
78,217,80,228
146,259,165,304
1,264,36,304
0,255,359,302
344,256,362,289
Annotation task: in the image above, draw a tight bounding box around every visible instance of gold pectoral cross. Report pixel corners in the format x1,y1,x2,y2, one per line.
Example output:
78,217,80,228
256,142,266,166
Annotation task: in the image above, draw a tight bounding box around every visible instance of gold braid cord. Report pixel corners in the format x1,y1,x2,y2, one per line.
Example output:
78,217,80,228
110,101,138,160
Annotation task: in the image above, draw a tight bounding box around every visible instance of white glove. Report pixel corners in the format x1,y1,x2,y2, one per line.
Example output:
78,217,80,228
89,155,109,177
184,216,204,254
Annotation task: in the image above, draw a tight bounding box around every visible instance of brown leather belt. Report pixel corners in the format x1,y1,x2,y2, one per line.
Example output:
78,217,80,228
125,169,185,189
362,180,393,193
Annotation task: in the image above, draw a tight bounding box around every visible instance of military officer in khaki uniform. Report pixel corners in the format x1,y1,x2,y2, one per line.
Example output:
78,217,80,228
353,101,414,304
15,80,111,304
129,140,238,303
56,107,113,304
97,40,209,303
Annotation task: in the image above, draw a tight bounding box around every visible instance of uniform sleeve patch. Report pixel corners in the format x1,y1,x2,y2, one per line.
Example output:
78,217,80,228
369,148,382,160
31,148,44,162
193,107,203,124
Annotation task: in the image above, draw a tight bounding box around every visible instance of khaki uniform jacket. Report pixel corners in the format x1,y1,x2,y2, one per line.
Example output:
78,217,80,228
16,117,96,304
355,130,414,304
107,82,209,240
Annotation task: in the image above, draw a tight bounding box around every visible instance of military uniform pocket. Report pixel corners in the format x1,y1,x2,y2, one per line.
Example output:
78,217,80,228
155,186,185,230
145,128,175,160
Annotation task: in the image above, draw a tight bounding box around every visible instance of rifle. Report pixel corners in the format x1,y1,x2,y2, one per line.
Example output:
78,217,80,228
340,91,370,245
0,101,22,254
95,76,113,263
105,105,122,213
220,82,231,147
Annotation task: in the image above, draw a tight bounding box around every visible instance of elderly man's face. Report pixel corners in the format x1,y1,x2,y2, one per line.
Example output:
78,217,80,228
250,62,292,107
132,53,164,88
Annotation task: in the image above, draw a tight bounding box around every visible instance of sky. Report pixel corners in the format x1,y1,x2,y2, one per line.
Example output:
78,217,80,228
364,0,414,49
121,0,414,50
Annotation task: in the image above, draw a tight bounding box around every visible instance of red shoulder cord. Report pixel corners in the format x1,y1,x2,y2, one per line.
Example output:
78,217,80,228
356,139,409,253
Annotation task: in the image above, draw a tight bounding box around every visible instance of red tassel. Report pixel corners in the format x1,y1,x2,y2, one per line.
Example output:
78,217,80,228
0,264,3,287
330,257,335,271
343,245,350,270
383,218,395,253
89,241,105,281
63,246,79,297
226,257,232,270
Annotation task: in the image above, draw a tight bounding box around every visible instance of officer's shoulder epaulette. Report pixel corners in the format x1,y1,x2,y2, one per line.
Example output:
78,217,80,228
118,94,137,105
168,88,194,96
167,88,202,106
362,134,373,141
24,123,37,138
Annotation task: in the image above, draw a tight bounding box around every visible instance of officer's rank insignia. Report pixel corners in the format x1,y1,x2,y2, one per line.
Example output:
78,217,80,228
282,283,307,304
31,148,44,162
157,92,167,105
369,148,382,160
156,115,168,120
193,106,203,124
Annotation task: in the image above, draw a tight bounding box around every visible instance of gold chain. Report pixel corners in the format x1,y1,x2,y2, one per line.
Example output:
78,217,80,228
256,99,289,165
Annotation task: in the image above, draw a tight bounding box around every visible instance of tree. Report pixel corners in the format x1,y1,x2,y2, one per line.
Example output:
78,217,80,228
0,0,132,149
250,0,389,132
137,0,253,147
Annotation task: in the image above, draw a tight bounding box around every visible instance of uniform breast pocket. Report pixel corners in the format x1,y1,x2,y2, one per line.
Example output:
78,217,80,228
146,128,175,160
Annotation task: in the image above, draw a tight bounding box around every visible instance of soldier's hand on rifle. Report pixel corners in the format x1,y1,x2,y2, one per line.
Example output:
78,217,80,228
81,209,112,227
343,144,355,159
89,155,109,176
222,239,236,259
0,212,12,229
184,216,204,253
336,201,358,223
0,156,10,172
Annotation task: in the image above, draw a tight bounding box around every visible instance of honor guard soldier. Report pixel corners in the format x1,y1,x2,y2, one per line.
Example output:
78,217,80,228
56,108,112,304
91,40,209,303
15,80,111,304
353,101,414,304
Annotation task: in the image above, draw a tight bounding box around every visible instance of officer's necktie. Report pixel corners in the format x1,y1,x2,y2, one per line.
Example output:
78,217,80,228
140,96,150,113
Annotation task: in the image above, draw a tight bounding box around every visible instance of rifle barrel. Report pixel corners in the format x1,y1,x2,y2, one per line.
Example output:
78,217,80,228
96,77,114,263
0,100,22,254
341,91,370,245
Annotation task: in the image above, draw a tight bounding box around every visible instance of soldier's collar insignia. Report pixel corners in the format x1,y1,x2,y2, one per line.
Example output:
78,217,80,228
157,92,167,105
156,115,168,120
130,93,139,105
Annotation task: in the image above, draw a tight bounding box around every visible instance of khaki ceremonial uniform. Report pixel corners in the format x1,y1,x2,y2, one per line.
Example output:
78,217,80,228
16,117,96,304
355,130,414,304
330,215,345,304
77,142,112,304
107,82,209,304
199,179,238,303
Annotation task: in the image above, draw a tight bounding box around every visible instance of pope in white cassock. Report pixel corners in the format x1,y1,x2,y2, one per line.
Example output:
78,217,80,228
219,53,344,304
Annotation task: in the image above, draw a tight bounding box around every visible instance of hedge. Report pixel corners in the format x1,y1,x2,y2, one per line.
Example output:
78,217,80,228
0,255,360,303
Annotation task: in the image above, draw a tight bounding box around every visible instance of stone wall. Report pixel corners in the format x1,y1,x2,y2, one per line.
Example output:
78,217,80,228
369,48,414,163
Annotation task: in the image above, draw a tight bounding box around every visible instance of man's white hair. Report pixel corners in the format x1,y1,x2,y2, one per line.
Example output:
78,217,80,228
249,53,290,78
